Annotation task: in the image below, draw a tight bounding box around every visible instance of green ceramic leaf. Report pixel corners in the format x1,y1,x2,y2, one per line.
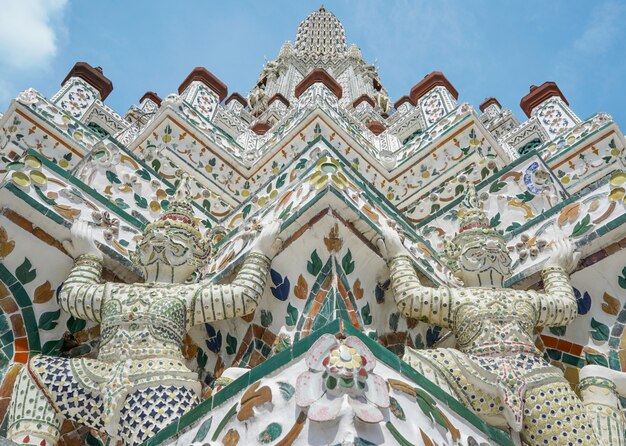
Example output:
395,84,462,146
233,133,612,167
285,302,298,326
516,191,535,202
6,161,24,171
41,339,63,355
549,325,567,336
307,250,323,275
226,333,238,355
192,417,213,443
618,266,626,289
342,249,355,275
416,396,434,422
585,352,608,367
431,406,449,431
414,387,436,407
38,310,60,330
389,312,400,331
66,316,86,334
489,212,501,228
571,214,592,237
242,204,252,219
414,334,424,349
258,422,282,444
85,432,104,446
16,258,36,284
385,422,414,446
278,203,293,221
506,222,522,232
197,348,208,369
361,303,372,325
590,318,609,341
34,186,56,205
276,173,287,188
211,403,237,441
135,168,151,181
105,170,121,184
260,309,273,328
277,382,295,401
414,387,443,428
389,397,406,421
134,193,148,209
489,181,506,193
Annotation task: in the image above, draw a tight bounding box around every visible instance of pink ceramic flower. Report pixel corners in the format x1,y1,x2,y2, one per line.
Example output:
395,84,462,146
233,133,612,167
295,334,389,423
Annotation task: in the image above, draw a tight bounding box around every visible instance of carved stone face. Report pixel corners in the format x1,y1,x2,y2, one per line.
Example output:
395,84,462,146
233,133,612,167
132,223,200,283
455,234,512,288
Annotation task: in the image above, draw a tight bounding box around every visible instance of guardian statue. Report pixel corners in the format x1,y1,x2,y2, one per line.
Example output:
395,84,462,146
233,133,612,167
7,177,281,446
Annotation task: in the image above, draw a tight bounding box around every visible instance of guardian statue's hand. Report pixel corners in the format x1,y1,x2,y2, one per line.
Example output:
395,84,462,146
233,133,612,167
545,238,580,274
62,220,103,260
251,219,282,258
377,219,408,260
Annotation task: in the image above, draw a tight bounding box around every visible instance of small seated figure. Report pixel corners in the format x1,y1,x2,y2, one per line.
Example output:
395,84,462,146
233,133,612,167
7,177,281,446
378,187,597,445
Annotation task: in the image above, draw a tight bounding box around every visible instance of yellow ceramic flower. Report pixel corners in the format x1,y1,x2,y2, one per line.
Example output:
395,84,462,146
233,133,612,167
309,156,349,190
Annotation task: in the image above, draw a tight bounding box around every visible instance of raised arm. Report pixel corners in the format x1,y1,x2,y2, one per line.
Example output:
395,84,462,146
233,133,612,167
379,220,456,328
387,255,456,328
188,220,281,326
58,221,106,322
534,239,580,327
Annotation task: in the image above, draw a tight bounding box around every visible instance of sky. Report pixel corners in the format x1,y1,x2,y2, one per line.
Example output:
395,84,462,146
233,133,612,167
0,0,624,127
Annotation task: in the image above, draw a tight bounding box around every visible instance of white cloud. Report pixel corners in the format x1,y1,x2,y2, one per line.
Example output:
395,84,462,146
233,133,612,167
0,0,68,106
0,0,68,71
572,0,625,56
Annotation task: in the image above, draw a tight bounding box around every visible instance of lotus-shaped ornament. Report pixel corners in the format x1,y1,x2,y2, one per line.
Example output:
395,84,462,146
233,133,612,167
295,334,389,423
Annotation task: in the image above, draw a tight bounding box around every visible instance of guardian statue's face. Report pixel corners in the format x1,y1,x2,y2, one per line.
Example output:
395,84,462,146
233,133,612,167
131,221,207,283
454,234,512,288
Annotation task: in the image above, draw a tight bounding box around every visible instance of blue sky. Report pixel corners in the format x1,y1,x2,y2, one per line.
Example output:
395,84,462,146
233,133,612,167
0,0,624,127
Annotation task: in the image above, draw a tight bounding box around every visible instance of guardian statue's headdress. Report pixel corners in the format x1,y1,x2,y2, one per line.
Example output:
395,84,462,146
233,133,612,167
131,174,210,269
442,184,508,273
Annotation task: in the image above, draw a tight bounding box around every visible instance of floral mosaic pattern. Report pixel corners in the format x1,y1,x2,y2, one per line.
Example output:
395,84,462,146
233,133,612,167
0,11,626,443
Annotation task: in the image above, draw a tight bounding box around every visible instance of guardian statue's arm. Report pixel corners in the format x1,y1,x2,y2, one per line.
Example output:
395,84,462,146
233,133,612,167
387,255,456,328
379,220,457,329
188,251,271,325
188,221,281,326
534,239,580,327
58,221,106,322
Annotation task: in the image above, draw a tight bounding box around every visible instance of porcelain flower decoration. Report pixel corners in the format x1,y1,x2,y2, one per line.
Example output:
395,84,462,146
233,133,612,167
295,334,389,423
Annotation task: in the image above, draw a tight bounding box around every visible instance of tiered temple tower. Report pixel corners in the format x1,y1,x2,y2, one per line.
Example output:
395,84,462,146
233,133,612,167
0,7,626,446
